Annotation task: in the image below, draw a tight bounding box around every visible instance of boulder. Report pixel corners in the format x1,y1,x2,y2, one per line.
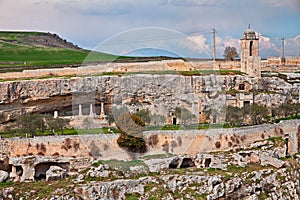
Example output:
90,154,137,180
129,165,148,174
79,178,147,199
46,166,67,181
0,170,8,182
260,154,285,168
144,157,177,173
88,164,112,178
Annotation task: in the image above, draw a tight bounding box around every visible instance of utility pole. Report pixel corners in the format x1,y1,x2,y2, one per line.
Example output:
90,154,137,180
281,37,285,65
212,28,216,61
281,37,285,58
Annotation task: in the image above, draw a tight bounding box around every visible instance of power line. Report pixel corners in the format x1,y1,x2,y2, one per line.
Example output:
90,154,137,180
79,30,212,47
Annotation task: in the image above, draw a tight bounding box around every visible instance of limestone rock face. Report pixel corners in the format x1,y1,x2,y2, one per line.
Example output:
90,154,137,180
0,75,299,124
80,178,149,200
46,166,67,181
259,153,285,168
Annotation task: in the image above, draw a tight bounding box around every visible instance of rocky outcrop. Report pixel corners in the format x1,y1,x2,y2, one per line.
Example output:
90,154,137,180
0,170,8,182
77,166,300,200
2,135,300,199
46,166,67,181
1,32,81,50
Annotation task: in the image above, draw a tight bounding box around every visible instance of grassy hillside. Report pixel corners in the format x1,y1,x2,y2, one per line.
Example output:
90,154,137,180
0,31,119,72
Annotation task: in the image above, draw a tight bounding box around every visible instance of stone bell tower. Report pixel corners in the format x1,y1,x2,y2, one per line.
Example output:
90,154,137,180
240,25,261,77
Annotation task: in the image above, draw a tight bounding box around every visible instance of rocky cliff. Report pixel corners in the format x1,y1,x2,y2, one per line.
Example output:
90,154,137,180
0,74,299,123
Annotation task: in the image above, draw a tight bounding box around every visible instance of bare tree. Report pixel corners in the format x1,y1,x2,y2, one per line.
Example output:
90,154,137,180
223,46,239,61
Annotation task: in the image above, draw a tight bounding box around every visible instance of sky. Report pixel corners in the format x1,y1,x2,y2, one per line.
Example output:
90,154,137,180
0,0,299,58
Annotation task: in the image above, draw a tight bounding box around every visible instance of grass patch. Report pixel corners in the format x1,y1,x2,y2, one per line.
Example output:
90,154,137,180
0,127,120,138
12,178,77,199
126,193,141,200
161,124,180,130
140,153,174,160
267,136,286,147
0,31,120,71
0,182,14,188
198,123,210,129
92,159,146,173
274,115,300,123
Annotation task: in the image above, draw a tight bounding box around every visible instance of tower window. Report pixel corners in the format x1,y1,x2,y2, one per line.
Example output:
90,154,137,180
244,101,250,107
239,84,245,90
249,41,253,56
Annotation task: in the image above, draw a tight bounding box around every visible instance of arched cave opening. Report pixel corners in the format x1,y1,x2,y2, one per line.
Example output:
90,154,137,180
204,158,211,168
285,137,289,156
16,166,23,177
34,162,69,181
179,158,195,168
169,158,179,169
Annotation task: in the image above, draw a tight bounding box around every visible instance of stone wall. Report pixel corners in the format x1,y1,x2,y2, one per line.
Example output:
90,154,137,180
0,60,216,80
0,59,240,81
1,120,299,160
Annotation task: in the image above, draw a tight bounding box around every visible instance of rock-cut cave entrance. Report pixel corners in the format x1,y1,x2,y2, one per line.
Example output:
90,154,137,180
34,162,69,181
179,158,195,168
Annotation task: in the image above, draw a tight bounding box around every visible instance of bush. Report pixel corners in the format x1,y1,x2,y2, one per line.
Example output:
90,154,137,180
115,107,147,153
117,133,147,153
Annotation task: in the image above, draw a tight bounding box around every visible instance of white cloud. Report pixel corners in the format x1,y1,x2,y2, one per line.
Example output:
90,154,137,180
161,0,225,7
0,0,298,58
52,0,134,16
259,34,281,57
285,35,300,56
261,0,300,10
187,35,211,56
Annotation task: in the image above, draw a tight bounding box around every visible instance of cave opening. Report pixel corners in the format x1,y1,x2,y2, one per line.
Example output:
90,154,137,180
34,162,69,181
180,158,195,168
204,158,211,168
16,166,23,177
169,158,179,169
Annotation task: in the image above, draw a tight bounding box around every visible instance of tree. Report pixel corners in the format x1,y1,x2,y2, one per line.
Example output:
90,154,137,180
17,113,45,137
225,106,243,127
150,114,166,126
223,46,238,61
248,103,269,125
115,107,147,153
273,103,300,119
135,109,151,124
105,110,115,125
46,116,70,135
174,107,195,125
180,108,195,125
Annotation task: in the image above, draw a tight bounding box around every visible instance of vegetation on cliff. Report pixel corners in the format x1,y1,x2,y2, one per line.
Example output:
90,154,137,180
115,107,147,153
223,103,300,127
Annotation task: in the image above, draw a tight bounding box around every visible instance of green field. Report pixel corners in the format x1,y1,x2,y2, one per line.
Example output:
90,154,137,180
0,31,119,72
